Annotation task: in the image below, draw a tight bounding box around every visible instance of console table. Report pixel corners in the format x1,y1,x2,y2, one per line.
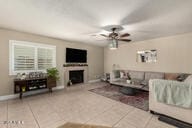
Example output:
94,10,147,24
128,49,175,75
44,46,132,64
14,77,52,99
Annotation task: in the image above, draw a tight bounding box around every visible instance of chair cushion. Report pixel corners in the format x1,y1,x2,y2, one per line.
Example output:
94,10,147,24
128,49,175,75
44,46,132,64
145,72,164,81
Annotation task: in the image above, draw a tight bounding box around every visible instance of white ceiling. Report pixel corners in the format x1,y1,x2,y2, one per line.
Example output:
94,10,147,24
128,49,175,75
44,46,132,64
0,0,192,46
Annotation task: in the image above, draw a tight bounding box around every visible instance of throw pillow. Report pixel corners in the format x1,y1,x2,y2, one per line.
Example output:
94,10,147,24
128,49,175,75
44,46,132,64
177,74,189,81
127,73,131,80
165,73,179,80
184,75,192,84
120,71,124,78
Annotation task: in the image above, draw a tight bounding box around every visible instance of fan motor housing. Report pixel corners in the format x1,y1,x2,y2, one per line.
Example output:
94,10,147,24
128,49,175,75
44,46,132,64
109,32,118,38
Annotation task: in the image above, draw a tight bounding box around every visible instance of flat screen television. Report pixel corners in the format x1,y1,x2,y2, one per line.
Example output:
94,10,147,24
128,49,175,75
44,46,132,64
66,48,87,63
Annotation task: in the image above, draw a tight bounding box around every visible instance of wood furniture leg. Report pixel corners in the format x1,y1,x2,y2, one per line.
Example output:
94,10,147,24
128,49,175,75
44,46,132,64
49,88,53,93
19,86,23,99
20,92,23,99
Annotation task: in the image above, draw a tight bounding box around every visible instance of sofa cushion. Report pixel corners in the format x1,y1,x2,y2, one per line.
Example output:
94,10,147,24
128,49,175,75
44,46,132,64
131,78,143,84
145,72,164,81
128,71,144,80
165,73,179,80
140,80,148,86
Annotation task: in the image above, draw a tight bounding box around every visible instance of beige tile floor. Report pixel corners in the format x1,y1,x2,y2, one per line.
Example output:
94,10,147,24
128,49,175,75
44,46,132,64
0,82,176,128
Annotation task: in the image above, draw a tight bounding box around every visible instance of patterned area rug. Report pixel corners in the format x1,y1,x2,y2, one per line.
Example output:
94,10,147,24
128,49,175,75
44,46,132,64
89,84,149,111
57,122,111,128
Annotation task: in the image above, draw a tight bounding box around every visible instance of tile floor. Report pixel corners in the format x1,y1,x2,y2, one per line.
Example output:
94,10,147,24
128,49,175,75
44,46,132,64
0,82,176,128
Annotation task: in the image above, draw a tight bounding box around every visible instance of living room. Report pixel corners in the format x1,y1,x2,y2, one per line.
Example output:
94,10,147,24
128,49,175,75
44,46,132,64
0,0,192,128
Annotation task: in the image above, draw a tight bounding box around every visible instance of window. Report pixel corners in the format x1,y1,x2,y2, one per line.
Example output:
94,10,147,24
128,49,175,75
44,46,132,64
9,40,56,75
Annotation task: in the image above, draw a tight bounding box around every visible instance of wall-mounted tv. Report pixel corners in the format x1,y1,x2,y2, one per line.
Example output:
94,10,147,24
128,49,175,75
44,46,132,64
66,48,87,63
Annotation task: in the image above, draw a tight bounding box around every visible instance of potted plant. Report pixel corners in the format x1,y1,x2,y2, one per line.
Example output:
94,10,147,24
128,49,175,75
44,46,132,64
47,68,60,92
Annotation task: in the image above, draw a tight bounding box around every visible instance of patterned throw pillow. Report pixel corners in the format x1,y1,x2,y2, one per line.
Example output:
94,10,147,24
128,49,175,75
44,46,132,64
177,74,189,81
120,71,124,78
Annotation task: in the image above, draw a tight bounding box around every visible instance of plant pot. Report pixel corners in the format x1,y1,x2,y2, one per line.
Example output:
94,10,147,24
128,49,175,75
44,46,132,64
47,77,56,89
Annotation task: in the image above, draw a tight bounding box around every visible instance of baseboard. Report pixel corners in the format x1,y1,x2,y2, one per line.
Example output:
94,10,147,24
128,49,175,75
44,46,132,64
0,94,19,101
52,85,65,90
88,79,101,83
0,85,65,101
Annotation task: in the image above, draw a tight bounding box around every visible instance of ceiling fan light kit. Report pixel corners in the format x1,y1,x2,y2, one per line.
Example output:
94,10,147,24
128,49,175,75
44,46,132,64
109,39,118,50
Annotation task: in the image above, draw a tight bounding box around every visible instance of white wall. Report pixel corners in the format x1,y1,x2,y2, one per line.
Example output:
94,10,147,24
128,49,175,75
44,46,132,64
104,32,192,74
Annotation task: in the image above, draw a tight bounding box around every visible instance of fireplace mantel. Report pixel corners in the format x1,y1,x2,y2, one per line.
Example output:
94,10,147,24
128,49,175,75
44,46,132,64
63,63,88,67
64,66,88,86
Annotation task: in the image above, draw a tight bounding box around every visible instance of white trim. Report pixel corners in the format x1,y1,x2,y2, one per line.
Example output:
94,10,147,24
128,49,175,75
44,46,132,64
0,85,64,101
9,40,56,48
52,85,64,91
88,79,101,83
0,94,19,101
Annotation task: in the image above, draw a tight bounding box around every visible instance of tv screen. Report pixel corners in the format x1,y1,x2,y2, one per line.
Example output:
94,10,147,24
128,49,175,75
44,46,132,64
66,48,87,63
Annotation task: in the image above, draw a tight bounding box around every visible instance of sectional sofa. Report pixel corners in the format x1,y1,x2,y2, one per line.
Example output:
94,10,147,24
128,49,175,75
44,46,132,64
110,70,188,90
110,70,192,124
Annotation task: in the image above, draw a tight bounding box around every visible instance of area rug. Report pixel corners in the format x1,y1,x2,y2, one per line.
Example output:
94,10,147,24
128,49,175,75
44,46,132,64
89,84,149,111
57,122,111,128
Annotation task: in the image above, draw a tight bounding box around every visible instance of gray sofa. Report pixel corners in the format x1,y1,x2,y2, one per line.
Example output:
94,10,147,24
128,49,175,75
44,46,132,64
110,70,187,91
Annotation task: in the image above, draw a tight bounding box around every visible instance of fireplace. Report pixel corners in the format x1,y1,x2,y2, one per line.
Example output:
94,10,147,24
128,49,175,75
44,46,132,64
64,65,88,85
69,70,84,84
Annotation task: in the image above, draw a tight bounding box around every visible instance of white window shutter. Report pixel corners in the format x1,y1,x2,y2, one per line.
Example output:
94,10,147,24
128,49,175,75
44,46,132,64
9,40,56,75
14,45,35,71
37,48,54,70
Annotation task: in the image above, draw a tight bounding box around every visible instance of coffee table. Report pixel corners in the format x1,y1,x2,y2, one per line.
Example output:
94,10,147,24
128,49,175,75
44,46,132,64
110,80,148,95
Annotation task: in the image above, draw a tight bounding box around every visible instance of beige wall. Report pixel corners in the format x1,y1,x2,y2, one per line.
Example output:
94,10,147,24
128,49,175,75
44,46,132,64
0,28,104,96
104,32,192,74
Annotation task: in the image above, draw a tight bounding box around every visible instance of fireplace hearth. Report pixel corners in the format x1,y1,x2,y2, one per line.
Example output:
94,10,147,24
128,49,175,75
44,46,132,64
69,70,84,84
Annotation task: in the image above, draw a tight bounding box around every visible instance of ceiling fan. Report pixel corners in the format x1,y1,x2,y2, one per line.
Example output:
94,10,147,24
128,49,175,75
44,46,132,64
100,28,131,42
97,25,131,49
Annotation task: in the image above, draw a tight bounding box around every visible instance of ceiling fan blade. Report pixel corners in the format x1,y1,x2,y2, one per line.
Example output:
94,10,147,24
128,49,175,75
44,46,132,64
100,34,108,37
120,33,130,37
118,39,132,42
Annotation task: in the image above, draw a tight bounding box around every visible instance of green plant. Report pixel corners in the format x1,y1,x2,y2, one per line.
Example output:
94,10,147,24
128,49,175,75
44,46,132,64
46,68,60,80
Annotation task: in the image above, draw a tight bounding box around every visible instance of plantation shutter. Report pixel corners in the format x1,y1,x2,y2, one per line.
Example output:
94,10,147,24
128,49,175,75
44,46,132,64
10,40,56,75
14,45,35,71
37,48,54,70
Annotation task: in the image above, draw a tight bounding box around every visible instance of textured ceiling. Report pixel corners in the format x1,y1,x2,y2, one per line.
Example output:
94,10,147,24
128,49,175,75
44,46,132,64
0,0,192,46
